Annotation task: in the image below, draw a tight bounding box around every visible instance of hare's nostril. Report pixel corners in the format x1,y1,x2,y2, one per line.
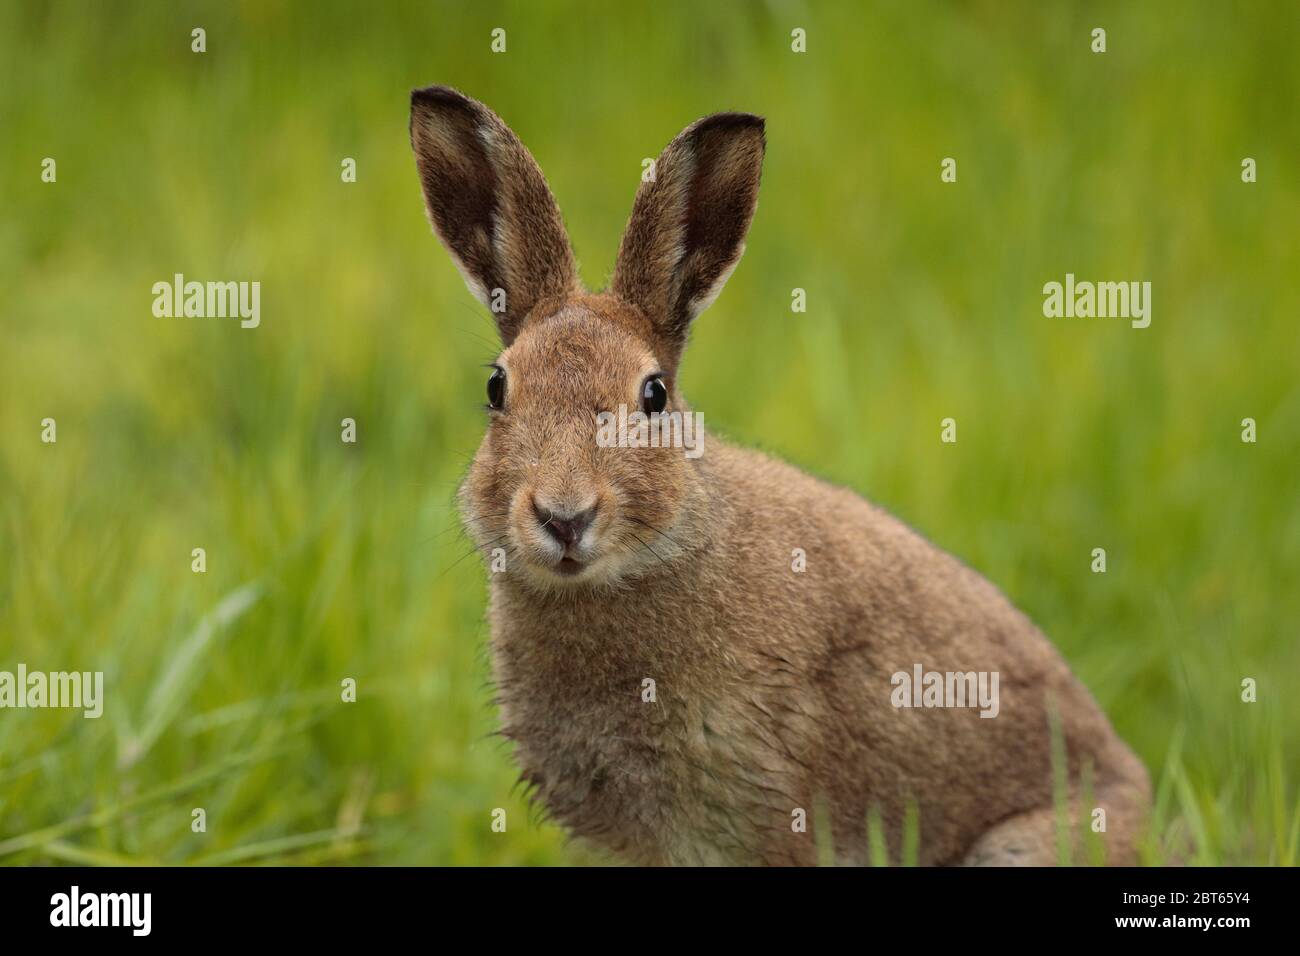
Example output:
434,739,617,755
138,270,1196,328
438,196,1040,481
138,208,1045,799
533,499,596,548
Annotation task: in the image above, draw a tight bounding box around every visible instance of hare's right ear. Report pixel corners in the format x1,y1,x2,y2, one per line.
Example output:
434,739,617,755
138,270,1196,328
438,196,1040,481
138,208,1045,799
409,86,578,344
611,112,765,370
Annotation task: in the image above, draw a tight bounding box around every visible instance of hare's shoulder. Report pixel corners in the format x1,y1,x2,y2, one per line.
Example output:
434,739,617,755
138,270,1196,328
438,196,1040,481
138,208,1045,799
707,440,1050,654
707,440,953,575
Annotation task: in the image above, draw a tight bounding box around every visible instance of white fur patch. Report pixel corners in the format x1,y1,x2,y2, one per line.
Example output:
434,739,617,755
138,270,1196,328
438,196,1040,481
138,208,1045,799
686,245,744,319
449,246,492,309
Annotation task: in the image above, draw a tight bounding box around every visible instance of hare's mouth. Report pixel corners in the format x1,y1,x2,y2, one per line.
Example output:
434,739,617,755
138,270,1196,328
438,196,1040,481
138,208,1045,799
555,556,585,576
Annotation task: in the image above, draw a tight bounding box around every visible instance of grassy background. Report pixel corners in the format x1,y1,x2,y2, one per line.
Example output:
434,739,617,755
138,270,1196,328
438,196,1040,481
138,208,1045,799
1,0,1297,865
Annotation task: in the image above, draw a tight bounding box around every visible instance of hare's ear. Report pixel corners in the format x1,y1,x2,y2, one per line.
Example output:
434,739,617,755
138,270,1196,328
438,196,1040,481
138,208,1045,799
409,86,578,344
611,112,765,367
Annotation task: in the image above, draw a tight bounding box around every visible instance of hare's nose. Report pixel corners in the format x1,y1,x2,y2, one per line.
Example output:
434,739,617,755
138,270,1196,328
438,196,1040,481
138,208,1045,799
533,500,596,547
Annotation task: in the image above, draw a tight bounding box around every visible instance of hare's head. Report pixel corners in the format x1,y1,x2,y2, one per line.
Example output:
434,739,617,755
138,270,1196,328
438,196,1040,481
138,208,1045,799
410,86,764,588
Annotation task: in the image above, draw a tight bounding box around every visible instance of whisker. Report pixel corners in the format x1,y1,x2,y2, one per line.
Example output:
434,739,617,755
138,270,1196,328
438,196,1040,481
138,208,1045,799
416,513,509,547
624,529,687,590
434,533,510,583
626,515,684,551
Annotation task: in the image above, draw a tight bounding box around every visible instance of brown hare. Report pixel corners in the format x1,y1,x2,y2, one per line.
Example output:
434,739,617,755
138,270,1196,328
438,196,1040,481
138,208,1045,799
409,85,1150,866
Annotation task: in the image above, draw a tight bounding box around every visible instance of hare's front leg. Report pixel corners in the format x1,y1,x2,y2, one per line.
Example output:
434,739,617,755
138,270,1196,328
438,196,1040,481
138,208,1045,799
959,806,1061,866
960,777,1148,866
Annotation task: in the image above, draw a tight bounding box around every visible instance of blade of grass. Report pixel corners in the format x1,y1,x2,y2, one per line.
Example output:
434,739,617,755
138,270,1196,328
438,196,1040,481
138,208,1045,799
193,828,367,866
41,841,159,866
0,745,280,859
866,805,889,866
118,581,263,770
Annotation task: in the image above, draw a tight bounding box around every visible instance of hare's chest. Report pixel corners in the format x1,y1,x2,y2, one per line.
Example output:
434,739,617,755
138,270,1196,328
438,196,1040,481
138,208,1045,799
490,636,768,862
492,656,677,853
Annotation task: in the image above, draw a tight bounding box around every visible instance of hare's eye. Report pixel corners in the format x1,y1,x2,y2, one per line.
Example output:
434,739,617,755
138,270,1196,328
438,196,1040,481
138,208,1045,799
641,375,668,415
486,367,506,410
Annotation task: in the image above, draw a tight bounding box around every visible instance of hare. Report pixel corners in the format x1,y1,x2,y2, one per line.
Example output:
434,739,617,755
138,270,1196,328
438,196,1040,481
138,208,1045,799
409,85,1150,866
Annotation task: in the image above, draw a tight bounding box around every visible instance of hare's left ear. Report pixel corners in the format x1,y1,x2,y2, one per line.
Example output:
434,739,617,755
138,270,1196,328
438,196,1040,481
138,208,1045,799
409,86,578,345
611,112,765,368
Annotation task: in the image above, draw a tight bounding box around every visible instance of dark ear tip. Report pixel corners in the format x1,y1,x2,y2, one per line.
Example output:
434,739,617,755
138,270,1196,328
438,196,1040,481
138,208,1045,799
689,112,766,153
698,111,765,133
410,84,474,113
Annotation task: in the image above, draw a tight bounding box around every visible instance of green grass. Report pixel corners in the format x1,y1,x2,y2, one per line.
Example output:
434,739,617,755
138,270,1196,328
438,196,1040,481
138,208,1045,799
1,0,1297,866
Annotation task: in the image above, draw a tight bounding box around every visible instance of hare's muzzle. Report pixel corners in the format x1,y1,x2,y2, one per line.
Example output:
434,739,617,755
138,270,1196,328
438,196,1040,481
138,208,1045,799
528,498,599,577
533,500,596,549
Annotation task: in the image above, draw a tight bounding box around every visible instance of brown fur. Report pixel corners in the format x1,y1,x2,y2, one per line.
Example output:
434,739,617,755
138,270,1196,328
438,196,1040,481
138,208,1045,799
409,86,1150,866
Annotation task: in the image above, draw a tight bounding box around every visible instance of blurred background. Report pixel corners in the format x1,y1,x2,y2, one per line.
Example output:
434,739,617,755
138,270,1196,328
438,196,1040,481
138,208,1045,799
0,0,1297,865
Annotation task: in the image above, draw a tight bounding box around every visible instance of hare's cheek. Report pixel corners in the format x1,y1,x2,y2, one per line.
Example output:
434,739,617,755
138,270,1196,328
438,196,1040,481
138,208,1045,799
463,447,516,517
650,453,691,518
